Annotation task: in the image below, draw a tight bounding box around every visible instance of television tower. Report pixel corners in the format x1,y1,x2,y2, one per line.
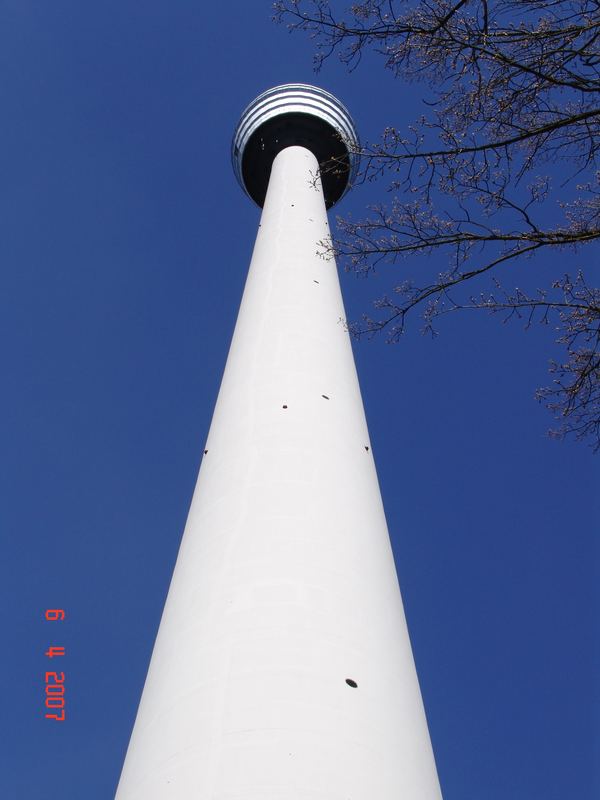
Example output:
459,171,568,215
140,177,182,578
115,84,443,799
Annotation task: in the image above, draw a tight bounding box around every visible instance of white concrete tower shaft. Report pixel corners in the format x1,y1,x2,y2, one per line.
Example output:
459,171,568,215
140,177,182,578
115,85,442,799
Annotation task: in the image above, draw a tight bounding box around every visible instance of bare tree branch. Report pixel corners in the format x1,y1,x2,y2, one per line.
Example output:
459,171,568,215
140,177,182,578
275,0,600,449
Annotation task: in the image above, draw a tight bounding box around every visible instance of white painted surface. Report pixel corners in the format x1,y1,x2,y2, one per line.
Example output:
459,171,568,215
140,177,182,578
115,146,443,799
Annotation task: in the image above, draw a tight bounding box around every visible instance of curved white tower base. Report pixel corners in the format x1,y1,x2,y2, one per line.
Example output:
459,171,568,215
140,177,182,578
116,86,442,800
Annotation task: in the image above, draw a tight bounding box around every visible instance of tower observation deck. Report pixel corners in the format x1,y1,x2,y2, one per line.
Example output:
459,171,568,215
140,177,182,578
115,84,443,800
232,83,359,208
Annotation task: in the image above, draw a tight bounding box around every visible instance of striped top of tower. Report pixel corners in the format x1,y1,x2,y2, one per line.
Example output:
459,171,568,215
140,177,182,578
231,83,360,208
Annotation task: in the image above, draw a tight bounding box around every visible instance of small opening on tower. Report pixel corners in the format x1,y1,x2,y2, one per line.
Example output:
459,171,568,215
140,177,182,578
282,405,288,409
322,395,330,400
345,678,358,688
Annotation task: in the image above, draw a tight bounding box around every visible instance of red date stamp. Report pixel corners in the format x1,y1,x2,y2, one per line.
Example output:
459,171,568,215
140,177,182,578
44,609,66,721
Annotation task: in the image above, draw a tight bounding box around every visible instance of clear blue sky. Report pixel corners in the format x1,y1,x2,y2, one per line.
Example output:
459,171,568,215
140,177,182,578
1,2,597,798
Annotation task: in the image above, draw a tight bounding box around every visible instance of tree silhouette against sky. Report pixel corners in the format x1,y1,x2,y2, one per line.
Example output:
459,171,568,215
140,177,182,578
275,0,600,449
